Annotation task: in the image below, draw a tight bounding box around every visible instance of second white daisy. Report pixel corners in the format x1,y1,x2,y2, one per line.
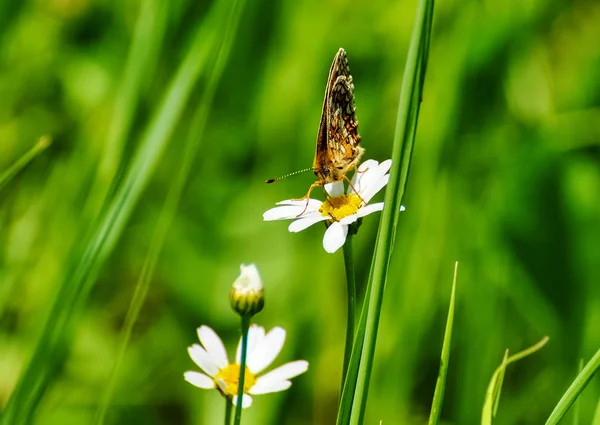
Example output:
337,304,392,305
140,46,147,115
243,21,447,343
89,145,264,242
184,325,308,408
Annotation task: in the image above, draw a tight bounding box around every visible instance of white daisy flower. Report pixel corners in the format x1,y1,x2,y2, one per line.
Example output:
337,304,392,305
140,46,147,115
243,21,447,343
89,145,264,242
184,325,309,408
263,159,403,254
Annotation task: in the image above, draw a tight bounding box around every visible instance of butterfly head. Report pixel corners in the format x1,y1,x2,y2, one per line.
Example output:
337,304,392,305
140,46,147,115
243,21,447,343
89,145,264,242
314,164,348,184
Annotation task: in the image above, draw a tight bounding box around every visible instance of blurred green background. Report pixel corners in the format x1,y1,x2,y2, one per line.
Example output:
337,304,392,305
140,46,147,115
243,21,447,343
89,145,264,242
1,0,599,424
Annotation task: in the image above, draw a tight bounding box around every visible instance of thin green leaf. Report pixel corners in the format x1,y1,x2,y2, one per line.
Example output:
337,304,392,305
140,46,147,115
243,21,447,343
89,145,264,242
0,136,51,192
545,348,600,425
492,350,509,418
482,350,509,425
428,262,458,425
481,337,549,425
347,0,436,423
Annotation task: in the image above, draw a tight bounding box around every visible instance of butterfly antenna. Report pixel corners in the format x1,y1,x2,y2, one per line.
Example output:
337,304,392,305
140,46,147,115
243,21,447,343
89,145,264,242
265,168,312,184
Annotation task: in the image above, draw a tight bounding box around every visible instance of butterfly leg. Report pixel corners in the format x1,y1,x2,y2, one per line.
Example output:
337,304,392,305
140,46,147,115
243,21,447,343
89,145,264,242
292,181,323,217
343,174,366,205
352,162,368,175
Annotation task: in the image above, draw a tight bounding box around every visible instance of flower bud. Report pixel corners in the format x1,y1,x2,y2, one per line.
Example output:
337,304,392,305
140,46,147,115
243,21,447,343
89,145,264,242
229,264,264,317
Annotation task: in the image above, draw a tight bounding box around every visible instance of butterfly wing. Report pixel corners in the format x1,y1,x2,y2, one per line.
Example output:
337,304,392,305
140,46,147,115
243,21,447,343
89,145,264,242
313,48,363,184
312,49,343,174
328,72,361,170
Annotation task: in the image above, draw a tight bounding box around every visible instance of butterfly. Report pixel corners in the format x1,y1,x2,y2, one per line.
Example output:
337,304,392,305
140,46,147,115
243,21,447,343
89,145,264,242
267,48,364,210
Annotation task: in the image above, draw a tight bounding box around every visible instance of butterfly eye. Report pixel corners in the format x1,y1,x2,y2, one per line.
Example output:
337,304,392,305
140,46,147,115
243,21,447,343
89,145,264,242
337,166,344,170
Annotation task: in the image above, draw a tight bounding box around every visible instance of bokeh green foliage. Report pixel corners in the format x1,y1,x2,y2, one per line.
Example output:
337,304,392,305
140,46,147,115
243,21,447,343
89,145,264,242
0,0,599,424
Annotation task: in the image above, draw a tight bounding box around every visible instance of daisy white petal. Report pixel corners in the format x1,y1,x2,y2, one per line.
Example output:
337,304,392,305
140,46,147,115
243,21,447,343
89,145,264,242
236,325,266,364
339,213,360,226
249,379,292,395
263,205,309,221
325,181,345,197
356,202,384,218
232,394,253,409
377,158,392,173
276,199,322,209
353,160,390,198
255,360,309,384
323,222,348,253
197,326,228,369
247,327,286,374
246,324,267,362
288,216,329,232
188,344,220,377
357,159,379,174
361,174,390,203
363,159,389,188
216,378,229,393
184,371,215,389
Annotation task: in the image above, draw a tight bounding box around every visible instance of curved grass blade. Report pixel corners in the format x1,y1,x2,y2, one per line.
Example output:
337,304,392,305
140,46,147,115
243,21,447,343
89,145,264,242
0,136,51,192
428,262,458,425
481,337,549,425
0,1,234,423
482,350,509,425
572,359,583,425
545,348,600,425
93,0,247,422
83,0,167,218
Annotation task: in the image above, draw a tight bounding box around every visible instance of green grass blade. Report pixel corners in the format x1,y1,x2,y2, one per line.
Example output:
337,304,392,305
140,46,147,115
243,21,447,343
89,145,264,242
482,350,509,425
492,350,509,418
0,1,234,423
481,337,549,425
337,234,383,425
545,348,600,425
93,0,246,421
347,0,435,423
572,359,583,425
592,396,600,425
0,136,51,192
428,262,458,425
83,0,167,217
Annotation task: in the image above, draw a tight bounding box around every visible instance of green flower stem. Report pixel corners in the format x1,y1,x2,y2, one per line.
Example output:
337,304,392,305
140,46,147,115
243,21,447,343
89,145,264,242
341,234,357,388
224,397,232,425
233,316,251,425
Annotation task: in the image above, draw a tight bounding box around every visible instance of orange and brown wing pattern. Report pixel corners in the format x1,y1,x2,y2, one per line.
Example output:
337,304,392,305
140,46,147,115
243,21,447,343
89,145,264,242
313,48,364,184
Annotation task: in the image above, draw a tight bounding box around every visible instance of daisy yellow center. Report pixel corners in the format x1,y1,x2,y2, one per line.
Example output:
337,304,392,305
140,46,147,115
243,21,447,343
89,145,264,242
319,193,363,221
215,364,257,396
